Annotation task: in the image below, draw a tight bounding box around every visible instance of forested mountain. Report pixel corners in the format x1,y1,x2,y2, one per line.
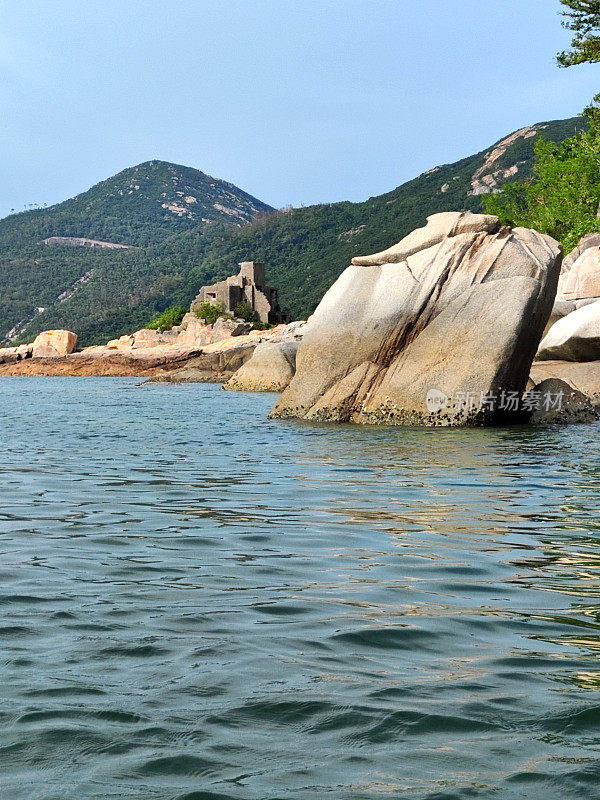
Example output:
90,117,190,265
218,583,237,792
0,161,272,342
1,160,272,248
0,117,585,346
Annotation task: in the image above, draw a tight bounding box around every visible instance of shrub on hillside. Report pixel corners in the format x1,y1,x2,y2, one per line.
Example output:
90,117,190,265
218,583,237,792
233,301,258,322
194,301,230,324
146,304,186,332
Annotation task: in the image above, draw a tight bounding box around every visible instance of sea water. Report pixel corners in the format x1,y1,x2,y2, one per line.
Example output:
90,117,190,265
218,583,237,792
1,377,600,799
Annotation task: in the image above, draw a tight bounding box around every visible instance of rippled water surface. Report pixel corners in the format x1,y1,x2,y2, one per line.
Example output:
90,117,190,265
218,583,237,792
2,377,600,799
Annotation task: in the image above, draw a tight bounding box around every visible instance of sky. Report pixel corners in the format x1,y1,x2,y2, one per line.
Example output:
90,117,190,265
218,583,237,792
1,0,598,219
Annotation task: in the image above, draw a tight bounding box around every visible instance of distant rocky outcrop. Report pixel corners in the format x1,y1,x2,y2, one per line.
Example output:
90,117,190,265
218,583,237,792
468,126,539,196
149,327,293,383
77,316,282,380
43,237,133,249
2,330,77,364
0,343,33,364
0,318,297,380
270,212,562,426
32,330,77,358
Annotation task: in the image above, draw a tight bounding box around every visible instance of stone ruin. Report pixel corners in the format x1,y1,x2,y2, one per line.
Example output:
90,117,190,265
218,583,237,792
191,261,288,324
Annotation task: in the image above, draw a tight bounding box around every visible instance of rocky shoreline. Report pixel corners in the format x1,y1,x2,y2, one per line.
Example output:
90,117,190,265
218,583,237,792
0,317,304,382
3,212,600,427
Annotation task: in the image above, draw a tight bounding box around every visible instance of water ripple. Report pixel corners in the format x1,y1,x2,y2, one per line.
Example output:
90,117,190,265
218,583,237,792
1,378,600,799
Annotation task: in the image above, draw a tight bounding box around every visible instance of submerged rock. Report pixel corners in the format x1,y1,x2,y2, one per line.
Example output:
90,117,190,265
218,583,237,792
526,378,598,425
270,212,562,426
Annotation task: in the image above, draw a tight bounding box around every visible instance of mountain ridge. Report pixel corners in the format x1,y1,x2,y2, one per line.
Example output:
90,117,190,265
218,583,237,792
0,159,272,247
0,116,586,346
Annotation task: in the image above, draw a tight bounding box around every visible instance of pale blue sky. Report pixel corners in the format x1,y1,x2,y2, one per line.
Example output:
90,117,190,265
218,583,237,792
1,0,598,218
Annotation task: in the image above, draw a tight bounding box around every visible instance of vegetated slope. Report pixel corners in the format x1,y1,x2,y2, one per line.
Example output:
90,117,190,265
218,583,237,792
1,117,584,346
0,160,272,247
0,161,272,342
186,117,586,321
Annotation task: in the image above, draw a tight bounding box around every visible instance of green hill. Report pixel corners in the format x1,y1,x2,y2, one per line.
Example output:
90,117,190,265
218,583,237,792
0,117,586,346
0,160,272,248
0,161,272,343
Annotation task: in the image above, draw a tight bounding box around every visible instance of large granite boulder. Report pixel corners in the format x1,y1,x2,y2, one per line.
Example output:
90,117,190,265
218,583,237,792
131,328,180,348
537,299,600,361
176,314,213,347
223,341,298,392
269,320,307,342
559,245,600,301
32,330,77,358
561,232,600,274
548,235,600,330
270,212,562,426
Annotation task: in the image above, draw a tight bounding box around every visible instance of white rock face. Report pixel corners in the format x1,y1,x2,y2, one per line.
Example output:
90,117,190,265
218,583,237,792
559,246,600,301
537,299,600,361
32,330,77,358
549,235,600,327
561,232,600,273
270,212,562,426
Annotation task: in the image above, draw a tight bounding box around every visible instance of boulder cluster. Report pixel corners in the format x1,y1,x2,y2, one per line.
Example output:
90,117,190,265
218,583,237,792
0,329,77,363
233,213,600,425
537,234,600,363
0,315,302,381
4,211,600,427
